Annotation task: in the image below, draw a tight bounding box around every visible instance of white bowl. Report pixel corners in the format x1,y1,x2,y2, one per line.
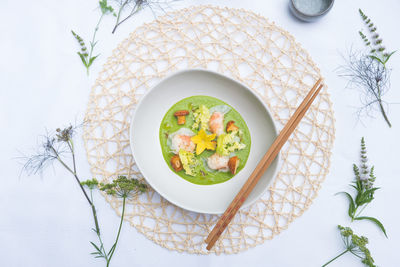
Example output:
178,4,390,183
130,69,279,214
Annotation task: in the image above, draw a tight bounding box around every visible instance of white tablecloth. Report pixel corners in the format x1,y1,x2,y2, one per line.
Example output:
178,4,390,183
1,0,399,266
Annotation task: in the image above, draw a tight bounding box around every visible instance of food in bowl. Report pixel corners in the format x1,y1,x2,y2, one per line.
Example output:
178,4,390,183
159,95,251,185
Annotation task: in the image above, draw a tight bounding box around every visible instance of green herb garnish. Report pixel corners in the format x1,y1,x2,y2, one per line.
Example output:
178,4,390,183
21,125,147,267
322,225,376,267
72,0,115,75
359,9,395,68
336,137,387,237
81,176,147,266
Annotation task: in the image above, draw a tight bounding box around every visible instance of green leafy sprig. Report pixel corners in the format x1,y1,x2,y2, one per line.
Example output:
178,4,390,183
338,8,395,128
322,225,375,267
72,0,178,73
22,125,147,267
359,9,395,68
337,137,387,237
81,176,147,267
71,31,91,72
72,0,116,75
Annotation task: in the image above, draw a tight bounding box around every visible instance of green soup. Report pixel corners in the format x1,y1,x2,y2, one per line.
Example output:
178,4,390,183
159,95,251,185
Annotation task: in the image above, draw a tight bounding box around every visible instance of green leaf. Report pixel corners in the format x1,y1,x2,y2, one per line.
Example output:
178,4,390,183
108,243,116,256
383,50,396,64
99,0,114,14
90,41,98,49
99,0,107,10
356,187,379,206
88,55,99,68
336,192,355,218
350,184,359,191
77,52,88,67
355,180,363,192
354,216,388,238
364,187,379,195
90,241,101,253
355,194,370,206
369,55,385,65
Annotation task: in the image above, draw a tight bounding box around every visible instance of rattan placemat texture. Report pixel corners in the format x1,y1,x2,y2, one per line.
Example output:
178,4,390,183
83,5,335,254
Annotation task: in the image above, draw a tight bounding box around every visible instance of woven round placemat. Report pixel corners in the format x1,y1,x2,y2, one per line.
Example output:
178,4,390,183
83,5,335,254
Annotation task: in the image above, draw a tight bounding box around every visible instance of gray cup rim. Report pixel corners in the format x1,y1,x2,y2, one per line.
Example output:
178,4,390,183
291,0,335,17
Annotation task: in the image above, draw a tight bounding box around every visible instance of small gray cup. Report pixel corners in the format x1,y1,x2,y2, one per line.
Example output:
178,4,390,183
290,0,334,22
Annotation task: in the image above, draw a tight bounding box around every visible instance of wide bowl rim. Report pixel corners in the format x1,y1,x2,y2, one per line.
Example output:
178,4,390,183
129,68,280,214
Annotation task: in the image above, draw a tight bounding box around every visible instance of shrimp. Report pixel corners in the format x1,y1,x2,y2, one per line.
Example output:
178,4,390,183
207,153,229,172
209,112,224,136
168,128,196,154
171,134,195,154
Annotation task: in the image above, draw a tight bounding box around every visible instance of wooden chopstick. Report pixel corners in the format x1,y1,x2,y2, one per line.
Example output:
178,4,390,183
205,79,323,250
205,81,324,249
205,79,322,245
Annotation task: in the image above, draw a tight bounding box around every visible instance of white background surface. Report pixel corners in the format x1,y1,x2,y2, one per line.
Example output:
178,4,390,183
1,0,400,266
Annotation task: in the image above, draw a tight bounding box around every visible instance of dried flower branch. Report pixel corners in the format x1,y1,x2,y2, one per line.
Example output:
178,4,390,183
322,225,376,267
22,125,100,232
336,137,387,237
338,9,395,127
111,0,178,34
338,48,392,127
72,0,116,75
21,125,147,267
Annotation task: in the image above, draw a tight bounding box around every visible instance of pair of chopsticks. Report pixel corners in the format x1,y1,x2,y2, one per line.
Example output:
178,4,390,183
205,78,324,250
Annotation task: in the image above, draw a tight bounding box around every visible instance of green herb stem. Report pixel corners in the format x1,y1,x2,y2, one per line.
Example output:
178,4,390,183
89,189,108,261
354,204,368,219
112,0,129,34
378,100,392,128
112,1,141,34
51,148,91,205
322,249,349,267
50,145,101,235
107,196,126,266
88,189,101,236
91,204,101,235
86,13,105,75
95,230,109,262
68,139,77,174
374,81,392,127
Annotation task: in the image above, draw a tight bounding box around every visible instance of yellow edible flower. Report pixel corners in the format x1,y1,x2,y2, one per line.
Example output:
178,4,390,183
191,129,216,155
